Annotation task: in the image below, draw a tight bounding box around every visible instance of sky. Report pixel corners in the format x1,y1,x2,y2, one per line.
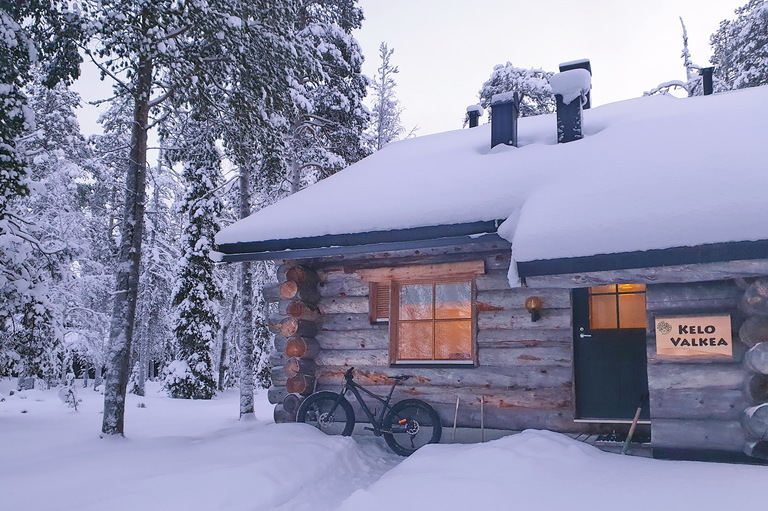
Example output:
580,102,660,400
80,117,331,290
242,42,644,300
352,0,747,135
73,0,747,137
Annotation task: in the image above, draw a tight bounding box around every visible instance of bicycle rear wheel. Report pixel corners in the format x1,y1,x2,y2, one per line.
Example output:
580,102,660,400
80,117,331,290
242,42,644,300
295,391,355,436
383,398,442,456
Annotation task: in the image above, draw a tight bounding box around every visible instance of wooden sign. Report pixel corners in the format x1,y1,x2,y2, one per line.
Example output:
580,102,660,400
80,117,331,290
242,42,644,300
655,314,732,358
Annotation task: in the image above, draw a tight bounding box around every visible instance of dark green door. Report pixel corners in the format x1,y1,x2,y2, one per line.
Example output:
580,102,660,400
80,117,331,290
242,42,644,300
573,285,649,420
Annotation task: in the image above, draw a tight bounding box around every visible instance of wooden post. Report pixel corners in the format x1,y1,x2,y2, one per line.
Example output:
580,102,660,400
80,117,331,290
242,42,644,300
480,395,485,443
453,396,460,442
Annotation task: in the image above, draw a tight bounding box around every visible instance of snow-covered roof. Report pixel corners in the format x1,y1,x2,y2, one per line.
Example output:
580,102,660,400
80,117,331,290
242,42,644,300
216,86,768,266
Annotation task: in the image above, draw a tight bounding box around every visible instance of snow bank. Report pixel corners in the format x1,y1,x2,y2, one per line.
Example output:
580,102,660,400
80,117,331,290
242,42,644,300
2,381,767,511
339,430,767,511
0,380,398,511
216,86,768,265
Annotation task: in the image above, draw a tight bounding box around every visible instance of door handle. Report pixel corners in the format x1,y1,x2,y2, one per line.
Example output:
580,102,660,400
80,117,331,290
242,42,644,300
579,327,592,339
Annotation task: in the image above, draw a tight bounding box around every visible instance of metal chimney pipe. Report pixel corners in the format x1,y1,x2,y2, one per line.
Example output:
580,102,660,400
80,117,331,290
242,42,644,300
466,105,483,128
701,67,714,96
559,59,592,109
550,69,592,144
490,93,519,148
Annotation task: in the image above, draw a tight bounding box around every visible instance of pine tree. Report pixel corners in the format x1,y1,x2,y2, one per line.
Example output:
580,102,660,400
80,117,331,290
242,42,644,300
370,42,404,150
478,63,555,118
165,119,223,400
711,0,768,89
291,0,371,186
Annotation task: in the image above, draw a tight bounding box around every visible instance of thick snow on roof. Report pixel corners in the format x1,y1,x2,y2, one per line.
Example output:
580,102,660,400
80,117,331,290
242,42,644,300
216,86,768,262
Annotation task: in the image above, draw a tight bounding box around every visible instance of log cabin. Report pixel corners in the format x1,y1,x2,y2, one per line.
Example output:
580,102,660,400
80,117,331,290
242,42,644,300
215,60,768,462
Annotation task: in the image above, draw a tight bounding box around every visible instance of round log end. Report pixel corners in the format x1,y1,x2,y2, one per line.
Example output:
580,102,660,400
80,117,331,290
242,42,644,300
279,317,299,337
740,316,768,348
273,405,296,423
286,266,317,284
742,403,768,438
283,393,305,415
280,281,299,300
744,440,768,460
285,336,320,359
744,342,768,375
744,373,768,404
286,374,316,396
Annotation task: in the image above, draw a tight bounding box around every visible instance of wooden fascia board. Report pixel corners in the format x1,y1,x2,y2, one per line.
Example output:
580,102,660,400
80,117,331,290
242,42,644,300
356,261,486,283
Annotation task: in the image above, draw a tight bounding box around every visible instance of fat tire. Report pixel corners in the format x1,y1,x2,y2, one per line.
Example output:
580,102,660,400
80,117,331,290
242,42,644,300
383,398,442,456
295,391,355,436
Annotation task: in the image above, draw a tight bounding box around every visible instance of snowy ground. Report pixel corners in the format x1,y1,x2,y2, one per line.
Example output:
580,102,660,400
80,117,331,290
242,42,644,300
1,379,765,511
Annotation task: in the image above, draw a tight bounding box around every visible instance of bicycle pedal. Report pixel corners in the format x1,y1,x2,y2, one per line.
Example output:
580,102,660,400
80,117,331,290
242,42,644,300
363,426,375,432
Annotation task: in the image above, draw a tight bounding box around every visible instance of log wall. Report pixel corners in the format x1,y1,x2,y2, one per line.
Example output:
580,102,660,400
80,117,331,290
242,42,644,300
263,243,766,458
291,244,591,434
646,280,749,453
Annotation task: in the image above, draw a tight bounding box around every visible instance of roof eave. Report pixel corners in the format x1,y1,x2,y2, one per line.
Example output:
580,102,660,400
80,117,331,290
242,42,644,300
517,239,768,277
216,221,506,263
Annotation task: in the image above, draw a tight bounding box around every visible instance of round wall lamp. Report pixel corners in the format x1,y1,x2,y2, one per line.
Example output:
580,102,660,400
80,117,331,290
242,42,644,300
525,296,543,322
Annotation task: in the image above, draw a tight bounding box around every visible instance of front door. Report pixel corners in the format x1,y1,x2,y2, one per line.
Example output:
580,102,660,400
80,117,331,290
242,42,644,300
573,285,649,420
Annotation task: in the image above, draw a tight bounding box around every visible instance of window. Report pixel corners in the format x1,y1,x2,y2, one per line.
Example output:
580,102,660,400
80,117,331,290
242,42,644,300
358,261,484,365
588,284,646,330
393,280,474,363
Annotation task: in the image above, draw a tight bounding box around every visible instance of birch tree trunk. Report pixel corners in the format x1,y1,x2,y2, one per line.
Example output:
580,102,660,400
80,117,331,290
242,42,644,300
237,171,255,417
101,57,152,436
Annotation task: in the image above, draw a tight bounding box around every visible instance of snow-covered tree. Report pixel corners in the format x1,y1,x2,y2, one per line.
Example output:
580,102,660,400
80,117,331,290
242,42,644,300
369,42,404,150
291,0,370,186
132,159,181,396
645,18,730,97
165,119,223,400
478,63,555,118
0,3,84,381
711,0,768,89
1,76,99,387
63,0,319,435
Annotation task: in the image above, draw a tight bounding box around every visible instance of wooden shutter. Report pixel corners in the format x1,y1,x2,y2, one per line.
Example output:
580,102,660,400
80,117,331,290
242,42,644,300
369,282,390,323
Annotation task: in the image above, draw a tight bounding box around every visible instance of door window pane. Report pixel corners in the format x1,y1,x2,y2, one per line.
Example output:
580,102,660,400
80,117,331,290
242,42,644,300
435,282,471,319
399,284,433,320
619,293,647,328
590,284,617,295
590,294,618,329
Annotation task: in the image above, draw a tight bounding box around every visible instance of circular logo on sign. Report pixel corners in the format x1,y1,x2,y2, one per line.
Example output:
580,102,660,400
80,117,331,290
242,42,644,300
657,321,672,334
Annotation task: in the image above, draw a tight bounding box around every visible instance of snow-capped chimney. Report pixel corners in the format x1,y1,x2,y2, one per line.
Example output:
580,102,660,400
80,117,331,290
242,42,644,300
559,59,592,108
701,67,714,96
490,92,519,148
550,68,592,144
466,104,483,128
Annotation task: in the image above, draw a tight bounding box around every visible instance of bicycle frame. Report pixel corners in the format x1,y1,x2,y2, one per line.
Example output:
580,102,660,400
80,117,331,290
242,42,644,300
329,368,403,435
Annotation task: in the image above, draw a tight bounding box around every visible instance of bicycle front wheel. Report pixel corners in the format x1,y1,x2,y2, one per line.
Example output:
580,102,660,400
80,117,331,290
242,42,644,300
295,390,355,436
383,398,442,456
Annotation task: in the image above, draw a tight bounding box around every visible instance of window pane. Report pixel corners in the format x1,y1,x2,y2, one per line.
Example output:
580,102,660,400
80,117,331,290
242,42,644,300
399,284,433,320
435,321,472,360
590,294,618,329
435,282,471,319
619,292,647,328
590,284,617,295
617,284,646,294
398,322,433,359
